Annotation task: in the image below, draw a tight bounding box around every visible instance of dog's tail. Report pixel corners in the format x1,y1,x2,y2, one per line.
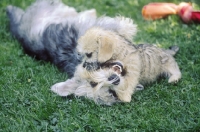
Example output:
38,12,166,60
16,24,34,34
115,16,137,41
6,5,24,38
165,45,179,56
95,16,137,42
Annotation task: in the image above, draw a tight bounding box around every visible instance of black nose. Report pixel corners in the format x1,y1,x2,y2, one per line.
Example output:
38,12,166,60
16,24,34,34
85,52,92,58
83,62,87,68
82,61,100,71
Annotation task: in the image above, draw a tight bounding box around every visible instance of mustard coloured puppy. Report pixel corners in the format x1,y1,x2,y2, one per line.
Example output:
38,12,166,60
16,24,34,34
77,26,181,102
51,62,123,105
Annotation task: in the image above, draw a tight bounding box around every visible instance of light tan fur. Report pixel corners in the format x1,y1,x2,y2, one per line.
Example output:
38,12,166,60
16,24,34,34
51,64,122,105
77,20,181,102
52,17,181,104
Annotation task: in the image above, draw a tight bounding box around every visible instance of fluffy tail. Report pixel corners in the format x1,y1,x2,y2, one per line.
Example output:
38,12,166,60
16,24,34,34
95,16,137,41
165,45,179,56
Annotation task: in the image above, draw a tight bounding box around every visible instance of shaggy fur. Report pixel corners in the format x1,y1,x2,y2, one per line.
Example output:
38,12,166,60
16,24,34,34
6,0,96,77
77,27,182,102
6,0,137,105
7,0,181,105
6,0,137,78
51,63,123,105
51,45,180,105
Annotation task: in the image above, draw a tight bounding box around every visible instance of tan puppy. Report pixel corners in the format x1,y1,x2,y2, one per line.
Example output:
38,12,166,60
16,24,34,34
51,62,123,105
77,20,181,102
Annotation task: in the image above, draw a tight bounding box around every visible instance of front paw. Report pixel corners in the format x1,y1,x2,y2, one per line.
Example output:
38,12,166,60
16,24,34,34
51,79,77,96
136,84,144,91
108,74,120,85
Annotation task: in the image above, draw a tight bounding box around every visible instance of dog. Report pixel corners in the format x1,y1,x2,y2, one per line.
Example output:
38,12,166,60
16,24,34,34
6,0,97,78
51,45,181,105
7,0,181,105
51,62,124,105
6,0,137,78
6,0,138,105
77,27,182,102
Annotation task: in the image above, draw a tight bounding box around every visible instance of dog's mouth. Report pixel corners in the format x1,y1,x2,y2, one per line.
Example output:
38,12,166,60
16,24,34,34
88,61,124,93
87,62,125,101
101,61,126,76
83,60,126,75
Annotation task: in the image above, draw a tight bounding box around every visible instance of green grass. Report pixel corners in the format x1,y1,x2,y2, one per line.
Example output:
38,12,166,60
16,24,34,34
0,0,200,131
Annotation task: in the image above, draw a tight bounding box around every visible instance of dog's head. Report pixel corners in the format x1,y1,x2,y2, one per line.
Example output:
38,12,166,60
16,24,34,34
51,61,123,105
77,27,116,71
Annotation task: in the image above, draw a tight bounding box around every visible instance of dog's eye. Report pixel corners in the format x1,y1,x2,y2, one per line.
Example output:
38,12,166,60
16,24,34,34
85,52,92,58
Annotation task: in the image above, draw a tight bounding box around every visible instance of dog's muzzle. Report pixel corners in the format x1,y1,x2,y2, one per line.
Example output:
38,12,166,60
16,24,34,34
83,61,100,71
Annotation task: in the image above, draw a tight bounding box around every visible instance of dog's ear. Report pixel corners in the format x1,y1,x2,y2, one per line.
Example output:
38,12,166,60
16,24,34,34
97,35,113,62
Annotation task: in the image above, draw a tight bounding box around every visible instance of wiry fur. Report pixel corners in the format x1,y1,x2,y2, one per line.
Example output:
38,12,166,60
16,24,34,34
77,27,182,102
6,0,137,105
6,0,97,77
51,44,180,105
51,64,122,105
7,0,181,105
6,0,137,78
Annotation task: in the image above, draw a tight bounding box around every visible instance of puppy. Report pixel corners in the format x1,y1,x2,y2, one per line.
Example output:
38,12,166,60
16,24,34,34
51,46,180,105
77,27,182,102
51,62,123,105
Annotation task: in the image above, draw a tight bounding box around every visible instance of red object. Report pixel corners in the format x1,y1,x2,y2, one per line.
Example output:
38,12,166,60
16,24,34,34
142,2,200,23
191,11,200,22
177,2,193,23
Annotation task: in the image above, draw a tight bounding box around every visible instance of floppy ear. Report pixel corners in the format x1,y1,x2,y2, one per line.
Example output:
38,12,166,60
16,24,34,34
97,36,113,62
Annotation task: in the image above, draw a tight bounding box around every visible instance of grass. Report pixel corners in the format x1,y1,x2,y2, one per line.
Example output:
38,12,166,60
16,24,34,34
0,0,200,131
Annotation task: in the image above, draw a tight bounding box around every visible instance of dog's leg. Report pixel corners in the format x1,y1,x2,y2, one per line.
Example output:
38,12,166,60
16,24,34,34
6,5,24,24
107,60,141,102
136,84,144,91
78,9,96,19
6,5,24,37
162,57,181,83
51,77,80,96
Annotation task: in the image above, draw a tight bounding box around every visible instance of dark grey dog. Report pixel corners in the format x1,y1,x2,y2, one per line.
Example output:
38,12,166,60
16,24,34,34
6,0,134,78
6,0,97,78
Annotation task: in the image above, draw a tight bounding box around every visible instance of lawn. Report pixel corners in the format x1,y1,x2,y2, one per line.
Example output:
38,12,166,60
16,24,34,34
0,0,200,131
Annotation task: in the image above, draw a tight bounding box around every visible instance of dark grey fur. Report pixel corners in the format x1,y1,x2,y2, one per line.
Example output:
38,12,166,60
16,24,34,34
6,0,134,78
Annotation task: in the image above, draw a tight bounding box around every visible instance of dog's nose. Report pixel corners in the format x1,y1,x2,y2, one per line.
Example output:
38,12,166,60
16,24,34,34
82,61,100,71
83,62,87,68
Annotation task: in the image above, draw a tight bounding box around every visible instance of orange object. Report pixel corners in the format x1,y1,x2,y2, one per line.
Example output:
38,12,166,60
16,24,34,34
142,3,178,20
142,2,198,23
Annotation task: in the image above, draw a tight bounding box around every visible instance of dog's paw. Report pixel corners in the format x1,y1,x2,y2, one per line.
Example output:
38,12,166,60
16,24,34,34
108,74,120,85
51,81,77,96
51,82,69,96
169,45,179,53
136,84,144,91
168,74,181,83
